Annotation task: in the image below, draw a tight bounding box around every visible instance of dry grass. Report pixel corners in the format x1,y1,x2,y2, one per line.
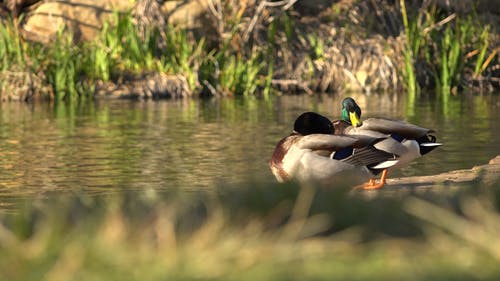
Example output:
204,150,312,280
1,179,500,280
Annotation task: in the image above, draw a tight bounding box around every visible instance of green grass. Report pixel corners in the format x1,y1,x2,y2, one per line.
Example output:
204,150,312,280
0,19,41,99
431,17,475,95
0,20,25,69
0,10,273,101
198,39,274,96
306,33,325,61
399,3,495,97
474,27,490,76
399,0,419,97
46,29,81,100
216,51,264,96
87,11,205,91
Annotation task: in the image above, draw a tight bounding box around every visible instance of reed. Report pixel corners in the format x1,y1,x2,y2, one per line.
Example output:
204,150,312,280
399,3,495,96
2,2,494,101
474,27,490,76
1,8,277,99
307,33,325,61
213,51,264,96
162,25,206,91
436,24,461,95
0,19,26,69
0,20,91,100
87,11,161,82
399,0,418,96
0,18,38,99
45,29,80,100
197,49,268,97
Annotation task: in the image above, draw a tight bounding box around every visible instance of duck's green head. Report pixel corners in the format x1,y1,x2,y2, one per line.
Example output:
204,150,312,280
341,97,362,127
294,112,334,135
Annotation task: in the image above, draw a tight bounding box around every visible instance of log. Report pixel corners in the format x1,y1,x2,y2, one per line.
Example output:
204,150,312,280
385,156,500,189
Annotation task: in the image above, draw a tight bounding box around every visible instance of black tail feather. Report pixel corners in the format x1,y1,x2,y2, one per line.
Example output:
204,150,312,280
417,134,442,155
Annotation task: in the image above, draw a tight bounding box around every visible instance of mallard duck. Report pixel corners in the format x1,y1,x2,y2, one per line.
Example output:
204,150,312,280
333,97,442,189
269,112,399,185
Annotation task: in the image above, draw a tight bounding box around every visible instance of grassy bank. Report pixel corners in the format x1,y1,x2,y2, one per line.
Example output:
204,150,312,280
0,1,498,101
1,180,500,280
400,0,498,96
0,11,274,101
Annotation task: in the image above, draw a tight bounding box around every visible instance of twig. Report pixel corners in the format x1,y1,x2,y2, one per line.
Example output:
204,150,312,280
242,0,298,43
207,0,224,36
479,47,500,74
283,0,298,10
242,1,266,43
202,80,218,96
422,13,456,34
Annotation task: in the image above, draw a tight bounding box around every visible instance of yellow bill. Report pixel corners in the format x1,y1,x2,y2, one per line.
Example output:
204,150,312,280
349,111,362,127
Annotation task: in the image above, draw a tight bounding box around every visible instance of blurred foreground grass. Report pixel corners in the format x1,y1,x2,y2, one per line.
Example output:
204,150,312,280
1,179,500,281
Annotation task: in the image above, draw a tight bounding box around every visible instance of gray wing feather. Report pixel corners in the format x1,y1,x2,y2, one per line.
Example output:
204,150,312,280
297,134,382,151
361,118,434,139
297,134,358,151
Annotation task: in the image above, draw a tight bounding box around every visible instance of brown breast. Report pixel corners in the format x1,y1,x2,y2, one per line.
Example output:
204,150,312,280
269,135,299,182
332,119,351,135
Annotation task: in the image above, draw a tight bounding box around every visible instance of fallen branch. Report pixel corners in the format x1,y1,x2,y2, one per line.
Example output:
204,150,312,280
386,155,500,189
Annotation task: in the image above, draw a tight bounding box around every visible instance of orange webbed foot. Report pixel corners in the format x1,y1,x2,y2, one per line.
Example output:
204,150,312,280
354,169,388,190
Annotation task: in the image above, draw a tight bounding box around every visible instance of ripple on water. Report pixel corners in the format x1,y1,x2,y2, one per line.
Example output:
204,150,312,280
0,94,499,205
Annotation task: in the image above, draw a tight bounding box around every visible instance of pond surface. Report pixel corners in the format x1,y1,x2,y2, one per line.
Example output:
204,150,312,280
0,92,499,208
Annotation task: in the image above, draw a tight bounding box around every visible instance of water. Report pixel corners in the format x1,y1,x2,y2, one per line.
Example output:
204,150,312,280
0,93,499,207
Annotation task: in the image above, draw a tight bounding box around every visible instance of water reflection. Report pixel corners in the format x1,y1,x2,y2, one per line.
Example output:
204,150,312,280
0,93,499,207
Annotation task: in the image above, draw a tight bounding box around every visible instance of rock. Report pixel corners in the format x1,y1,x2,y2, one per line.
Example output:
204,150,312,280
271,79,312,94
94,73,191,99
0,69,48,101
21,0,133,43
161,0,210,29
19,0,212,44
